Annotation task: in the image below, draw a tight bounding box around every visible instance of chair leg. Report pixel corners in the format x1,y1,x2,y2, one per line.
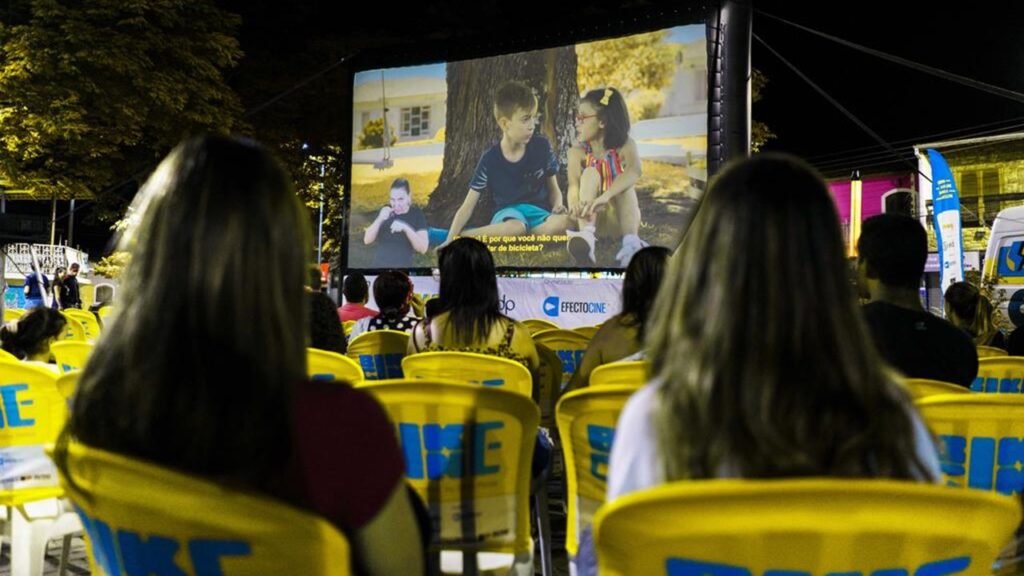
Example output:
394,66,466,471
533,487,553,576
58,534,73,576
10,506,47,576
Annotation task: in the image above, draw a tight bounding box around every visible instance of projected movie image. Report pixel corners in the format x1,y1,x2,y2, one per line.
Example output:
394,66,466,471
349,24,707,269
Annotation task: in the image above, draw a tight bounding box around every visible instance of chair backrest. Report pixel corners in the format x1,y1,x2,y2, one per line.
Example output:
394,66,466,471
402,351,533,396
96,306,116,322
0,348,16,362
58,312,87,342
342,320,356,336
0,360,67,504
307,348,364,383
972,357,1024,392
916,395,1024,495
3,308,24,323
63,309,101,342
346,330,409,380
362,380,538,558
522,318,559,335
532,329,591,387
50,341,94,374
977,345,1008,358
55,371,79,400
594,478,1021,576
59,441,351,576
589,361,648,388
555,385,636,557
572,325,599,340
902,378,970,400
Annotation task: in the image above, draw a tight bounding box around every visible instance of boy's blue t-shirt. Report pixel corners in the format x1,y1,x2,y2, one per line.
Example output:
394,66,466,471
468,134,559,210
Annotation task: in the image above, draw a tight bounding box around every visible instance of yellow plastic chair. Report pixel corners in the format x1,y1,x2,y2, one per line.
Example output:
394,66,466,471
58,441,351,576
0,348,16,362
0,361,80,575
50,341,94,374
972,356,1024,392
346,330,409,380
96,306,115,323
555,385,635,562
363,380,539,575
57,313,86,342
594,478,1021,576
572,325,599,340
402,351,533,397
3,308,25,323
342,320,356,336
55,371,79,400
902,377,970,400
917,395,1024,495
532,329,591,388
588,360,648,388
307,348,364,383
62,309,101,342
523,319,559,335
977,345,1009,358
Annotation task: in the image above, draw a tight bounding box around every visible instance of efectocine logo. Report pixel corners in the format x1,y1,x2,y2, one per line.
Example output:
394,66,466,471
543,296,606,317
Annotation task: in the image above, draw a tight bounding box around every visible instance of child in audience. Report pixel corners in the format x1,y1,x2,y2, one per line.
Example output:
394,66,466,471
56,135,423,576
0,307,66,372
349,271,419,339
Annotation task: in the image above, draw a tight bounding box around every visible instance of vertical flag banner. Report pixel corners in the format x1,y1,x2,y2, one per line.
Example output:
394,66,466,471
926,149,965,292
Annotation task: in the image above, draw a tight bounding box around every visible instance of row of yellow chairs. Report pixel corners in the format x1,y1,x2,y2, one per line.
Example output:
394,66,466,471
3,308,103,343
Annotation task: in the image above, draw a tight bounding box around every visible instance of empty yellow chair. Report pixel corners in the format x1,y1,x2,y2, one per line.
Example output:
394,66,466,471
362,380,538,575
532,329,591,388
62,309,101,342
58,441,351,575
902,378,970,400
0,361,80,575
50,341,94,374
523,319,559,335
556,385,635,562
977,345,1008,358
589,361,648,388
594,479,1021,576
307,348,364,383
57,312,86,342
572,325,600,340
972,356,1024,392
346,330,409,380
402,351,533,397
3,308,25,323
917,395,1024,495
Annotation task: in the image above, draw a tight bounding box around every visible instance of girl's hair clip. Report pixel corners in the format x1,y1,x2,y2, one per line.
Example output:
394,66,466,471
600,88,613,106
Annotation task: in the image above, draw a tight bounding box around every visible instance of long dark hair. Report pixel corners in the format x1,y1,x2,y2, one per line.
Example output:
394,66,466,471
1,308,66,360
433,238,506,346
581,87,630,149
374,271,413,322
59,135,310,491
619,246,670,339
647,153,933,482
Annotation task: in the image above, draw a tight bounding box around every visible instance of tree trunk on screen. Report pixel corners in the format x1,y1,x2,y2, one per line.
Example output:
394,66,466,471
425,46,578,228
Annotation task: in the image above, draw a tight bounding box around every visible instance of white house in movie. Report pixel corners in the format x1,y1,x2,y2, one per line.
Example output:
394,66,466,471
353,76,447,145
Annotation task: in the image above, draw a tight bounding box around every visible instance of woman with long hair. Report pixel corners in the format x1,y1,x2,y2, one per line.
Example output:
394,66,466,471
1,307,66,372
944,281,1005,349
55,135,422,575
409,237,539,375
610,153,940,493
564,245,670,392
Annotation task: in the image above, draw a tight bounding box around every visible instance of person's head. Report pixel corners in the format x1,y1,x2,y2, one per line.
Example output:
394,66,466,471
308,291,345,354
54,266,67,279
343,273,369,304
435,237,504,346
944,281,996,344
64,134,310,487
68,263,80,277
389,178,412,215
857,214,927,299
307,265,323,292
0,307,66,361
620,246,670,339
578,87,630,150
373,271,414,321
493,81,538,145
646,153,932,482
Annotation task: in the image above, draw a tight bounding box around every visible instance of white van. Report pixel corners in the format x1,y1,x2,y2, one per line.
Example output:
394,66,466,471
983,205,1024,328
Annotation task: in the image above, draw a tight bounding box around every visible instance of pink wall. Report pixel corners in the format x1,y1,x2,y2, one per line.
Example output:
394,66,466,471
828,174,913,224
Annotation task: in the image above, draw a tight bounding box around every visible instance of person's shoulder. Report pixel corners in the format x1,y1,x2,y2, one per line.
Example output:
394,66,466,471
528,134,553,151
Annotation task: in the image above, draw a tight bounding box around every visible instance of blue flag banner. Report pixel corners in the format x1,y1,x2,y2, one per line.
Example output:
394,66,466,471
926,149,965,291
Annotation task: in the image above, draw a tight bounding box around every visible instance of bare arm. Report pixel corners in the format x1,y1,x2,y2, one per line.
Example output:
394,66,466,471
364,207,393,245
352,482,424,576
547,175,565,213
444,189,481,244
566,146,583,216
